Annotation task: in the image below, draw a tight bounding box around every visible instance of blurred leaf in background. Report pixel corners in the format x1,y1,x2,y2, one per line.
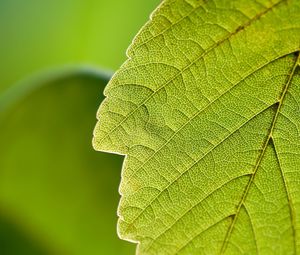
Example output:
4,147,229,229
0,0,159,92
0,70,134,255
0,213,47,255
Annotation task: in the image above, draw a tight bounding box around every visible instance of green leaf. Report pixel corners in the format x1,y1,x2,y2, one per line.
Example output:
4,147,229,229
0,213,47,255
93,0,300,254
0,70,134,255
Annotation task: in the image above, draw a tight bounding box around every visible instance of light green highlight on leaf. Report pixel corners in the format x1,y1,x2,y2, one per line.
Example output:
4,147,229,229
93,0,300,254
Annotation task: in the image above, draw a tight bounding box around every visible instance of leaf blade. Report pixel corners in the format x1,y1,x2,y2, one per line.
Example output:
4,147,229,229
93,0,300,254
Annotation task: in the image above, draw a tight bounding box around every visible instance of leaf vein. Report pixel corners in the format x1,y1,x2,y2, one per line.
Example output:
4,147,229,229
123,102,277,234
96,0,286,147
219,51,300,255
273,139,297,254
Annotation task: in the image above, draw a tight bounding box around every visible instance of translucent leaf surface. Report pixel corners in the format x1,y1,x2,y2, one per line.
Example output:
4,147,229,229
93,0,300,254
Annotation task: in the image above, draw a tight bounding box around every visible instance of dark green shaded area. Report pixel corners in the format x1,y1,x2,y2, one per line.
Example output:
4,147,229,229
0,71,134,254
0,214,46,255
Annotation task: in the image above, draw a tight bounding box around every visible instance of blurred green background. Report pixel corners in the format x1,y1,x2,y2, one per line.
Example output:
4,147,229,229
0,1,159,254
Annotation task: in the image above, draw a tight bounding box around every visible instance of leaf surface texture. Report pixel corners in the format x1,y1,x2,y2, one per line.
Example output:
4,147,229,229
93,0,300,254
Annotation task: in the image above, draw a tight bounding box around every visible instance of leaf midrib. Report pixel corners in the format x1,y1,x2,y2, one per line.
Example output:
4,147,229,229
151,51,299,255
121,52,294,236
142,103,274,253
220,52,300,255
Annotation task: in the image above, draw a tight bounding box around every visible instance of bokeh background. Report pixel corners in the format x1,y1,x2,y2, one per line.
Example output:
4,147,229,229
0,1,159,254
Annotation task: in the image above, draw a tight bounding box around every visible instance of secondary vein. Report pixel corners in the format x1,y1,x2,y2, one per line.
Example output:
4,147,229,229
219,51,300,255
96,0,286,147
273,139,297,254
